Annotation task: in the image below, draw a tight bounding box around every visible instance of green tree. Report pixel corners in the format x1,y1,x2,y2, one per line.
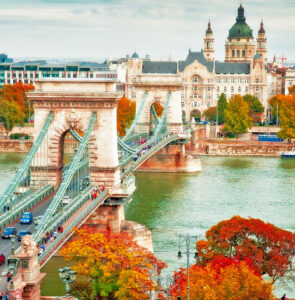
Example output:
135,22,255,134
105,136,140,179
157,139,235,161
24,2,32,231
224,95,252,137
0,99,25,135
276,95,295,141
217,93,227,124
202,106,216,122
243,94,264,123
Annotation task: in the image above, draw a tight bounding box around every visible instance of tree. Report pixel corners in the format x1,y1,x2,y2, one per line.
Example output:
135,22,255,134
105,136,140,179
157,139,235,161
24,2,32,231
243,94,264,123
217,93,227,124
0,99,25,135
196,216,295,283
60,227,167,300
0,82,35,119
288,84,295,96
117,97,136,137
170,256,274,300
152,102,163,117
202,106,216,122
224,95,252,137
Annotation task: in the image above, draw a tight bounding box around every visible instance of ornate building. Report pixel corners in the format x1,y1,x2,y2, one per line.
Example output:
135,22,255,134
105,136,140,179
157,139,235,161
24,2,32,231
125,4,269,122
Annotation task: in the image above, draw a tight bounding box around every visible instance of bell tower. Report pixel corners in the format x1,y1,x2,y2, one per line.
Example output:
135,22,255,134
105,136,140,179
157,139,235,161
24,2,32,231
257,20,267,62
203,21,214,61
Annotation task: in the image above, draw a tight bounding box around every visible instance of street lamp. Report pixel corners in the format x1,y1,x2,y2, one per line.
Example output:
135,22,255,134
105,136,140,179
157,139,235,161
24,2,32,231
58,266,77,298
177,235,198,300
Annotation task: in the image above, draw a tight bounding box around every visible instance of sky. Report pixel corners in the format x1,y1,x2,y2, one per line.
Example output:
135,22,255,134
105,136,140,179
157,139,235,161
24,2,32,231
0,0,294,63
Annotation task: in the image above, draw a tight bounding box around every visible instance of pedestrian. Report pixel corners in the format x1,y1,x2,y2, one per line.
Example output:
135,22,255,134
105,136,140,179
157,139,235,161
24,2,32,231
3,292,8,300
6,272,11,282
53,230,58,239
281,294,288,300
0,290,3,300
60,227,64,233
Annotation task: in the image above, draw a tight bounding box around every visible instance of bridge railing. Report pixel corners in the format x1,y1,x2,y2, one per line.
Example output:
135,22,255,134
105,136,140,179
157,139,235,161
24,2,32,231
38,189,108,266
0,185,54,231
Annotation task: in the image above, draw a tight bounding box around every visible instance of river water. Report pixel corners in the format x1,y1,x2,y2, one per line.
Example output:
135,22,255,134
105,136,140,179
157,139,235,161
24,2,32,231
1,154,295,297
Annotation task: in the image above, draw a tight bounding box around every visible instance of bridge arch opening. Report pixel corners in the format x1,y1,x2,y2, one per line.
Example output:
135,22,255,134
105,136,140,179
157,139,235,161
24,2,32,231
149,101,164,135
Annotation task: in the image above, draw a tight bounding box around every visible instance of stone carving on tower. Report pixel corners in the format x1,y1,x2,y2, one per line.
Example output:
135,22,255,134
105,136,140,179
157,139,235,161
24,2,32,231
225,3,255,62
257,20,267,63
203,21,215,61
66,109,81,129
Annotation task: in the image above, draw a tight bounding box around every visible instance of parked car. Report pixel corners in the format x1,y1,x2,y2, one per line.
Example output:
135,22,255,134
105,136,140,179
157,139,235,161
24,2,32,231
1,227,17,239
62,195,72,206
20,212,33,224
17,230,32,242
0,253,5,265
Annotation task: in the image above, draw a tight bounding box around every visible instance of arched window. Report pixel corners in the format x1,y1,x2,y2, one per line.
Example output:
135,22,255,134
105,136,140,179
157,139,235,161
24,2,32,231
207,41,210,48
256,78,259,83
260,42,263,48
193,77,199,83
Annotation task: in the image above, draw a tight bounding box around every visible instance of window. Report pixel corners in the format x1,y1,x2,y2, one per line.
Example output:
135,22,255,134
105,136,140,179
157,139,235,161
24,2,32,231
245,78,249,83
217,93,220,98
13,73,16,78
238,78,242,83
224,87,227,92
217,86,220,92
132,77,137,82
73,73,77,78
216,78,220,83
231,78,235,83
232,50,235,57
18,73,22,78
67,73,71,78
224,78,228,83
242,50,246,57
256,78,259,83
132,92,136,99
231,86,234,92
289,81,293,85
194,102,198,107
207,87,210,91
238,87,241,93
208,78,210,84
193,87,198,91
245,87,248,93
193,77,199,83
207,102,211,107
7,79,10,84
181,93,184,99
62,73,65,78
36,73,39,78
193,94,198,99
237,50,240,57
7,73,10,78
30,73,33,78
260,42,263,49
256,87,259,91
181,102,184,107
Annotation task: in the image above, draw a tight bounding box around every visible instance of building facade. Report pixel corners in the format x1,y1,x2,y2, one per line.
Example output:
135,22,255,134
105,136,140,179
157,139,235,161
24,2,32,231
125,4,268,122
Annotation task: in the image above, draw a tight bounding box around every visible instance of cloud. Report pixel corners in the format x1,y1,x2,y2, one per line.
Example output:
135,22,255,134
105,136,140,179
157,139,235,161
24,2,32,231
0,0,293,61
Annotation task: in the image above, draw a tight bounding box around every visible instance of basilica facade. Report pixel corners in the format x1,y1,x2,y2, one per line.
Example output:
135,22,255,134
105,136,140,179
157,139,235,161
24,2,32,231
125,4,270,122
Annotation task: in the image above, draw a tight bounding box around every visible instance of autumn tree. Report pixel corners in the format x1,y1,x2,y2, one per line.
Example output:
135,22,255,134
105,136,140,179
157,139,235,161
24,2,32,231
217,93,227,124
0,82,35,119
288,84,295,96
0,99,25,135
61,227,167,300
224,95,252,137
202,106,216,122
170,256,274,300
196,216,295,283
152,102,164,117
243,94,264,123
117,97,136,137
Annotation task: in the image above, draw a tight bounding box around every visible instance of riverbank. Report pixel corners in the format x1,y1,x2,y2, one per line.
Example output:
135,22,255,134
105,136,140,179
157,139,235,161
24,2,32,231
0,139,32,152
192,138,295,157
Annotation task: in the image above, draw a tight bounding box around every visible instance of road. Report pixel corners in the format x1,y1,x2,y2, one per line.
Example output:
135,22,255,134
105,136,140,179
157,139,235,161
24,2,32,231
0,168,89,292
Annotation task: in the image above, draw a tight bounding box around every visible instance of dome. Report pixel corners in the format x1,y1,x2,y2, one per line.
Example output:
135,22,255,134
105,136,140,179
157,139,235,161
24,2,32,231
228,5,253,39
131,52,139,59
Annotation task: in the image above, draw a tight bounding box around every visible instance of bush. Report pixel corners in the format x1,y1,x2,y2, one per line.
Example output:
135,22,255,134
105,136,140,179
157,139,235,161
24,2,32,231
24,134,30,140
10,133,22,139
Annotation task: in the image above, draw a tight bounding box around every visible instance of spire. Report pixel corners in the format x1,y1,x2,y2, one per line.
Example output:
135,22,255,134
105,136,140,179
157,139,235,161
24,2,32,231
206,20,213,34
259,20,265,34
237,2,246,23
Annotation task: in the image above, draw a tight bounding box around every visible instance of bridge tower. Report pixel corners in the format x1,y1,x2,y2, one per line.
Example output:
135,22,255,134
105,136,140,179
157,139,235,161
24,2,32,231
27,79,122,192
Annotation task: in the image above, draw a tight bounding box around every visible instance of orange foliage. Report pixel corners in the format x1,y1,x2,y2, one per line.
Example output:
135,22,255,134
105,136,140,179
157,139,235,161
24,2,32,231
170,256,274,300
289,84,295,95
196,216,295,283
0,82,35,115
117,97,136,137
153,102,164,117
60,227,167,299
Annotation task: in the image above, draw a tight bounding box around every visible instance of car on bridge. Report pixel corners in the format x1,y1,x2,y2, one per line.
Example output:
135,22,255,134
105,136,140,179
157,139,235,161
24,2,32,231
0,253,5,265
17,230,32,242
1,227,17,239
20,212,33,224
62,195,72,206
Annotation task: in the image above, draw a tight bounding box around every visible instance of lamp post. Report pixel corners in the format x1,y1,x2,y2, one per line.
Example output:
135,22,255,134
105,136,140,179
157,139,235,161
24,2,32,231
177,235,198,300
58,266,77,298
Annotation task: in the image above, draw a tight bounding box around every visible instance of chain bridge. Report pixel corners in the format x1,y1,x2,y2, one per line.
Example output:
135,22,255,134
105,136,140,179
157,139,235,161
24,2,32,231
0,78,200,298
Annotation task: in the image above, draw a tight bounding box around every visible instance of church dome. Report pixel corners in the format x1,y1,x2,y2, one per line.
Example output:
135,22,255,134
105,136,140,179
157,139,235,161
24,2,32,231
228,5,253,39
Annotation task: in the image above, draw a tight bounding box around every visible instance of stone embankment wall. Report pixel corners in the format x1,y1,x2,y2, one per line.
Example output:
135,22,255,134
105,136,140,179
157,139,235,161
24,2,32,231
0,139,32,152
191,127,295,157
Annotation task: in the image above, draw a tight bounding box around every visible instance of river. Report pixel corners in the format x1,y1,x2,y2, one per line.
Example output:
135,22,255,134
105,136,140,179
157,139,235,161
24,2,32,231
1,154,295,297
